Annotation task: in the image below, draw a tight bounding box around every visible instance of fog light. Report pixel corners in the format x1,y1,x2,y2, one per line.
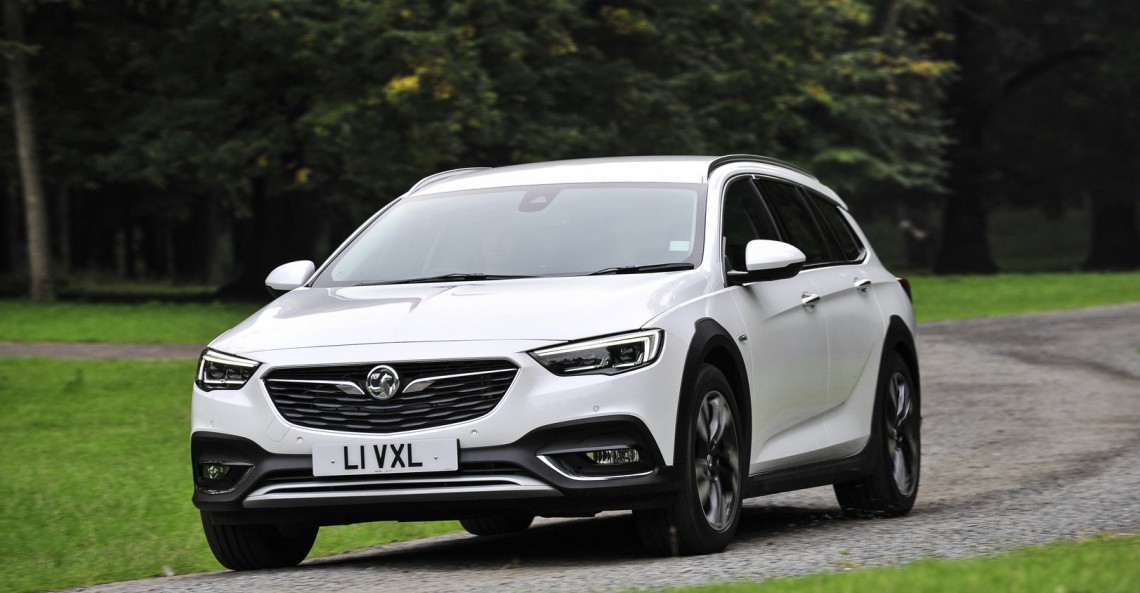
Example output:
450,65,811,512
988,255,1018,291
585,448,641,465
195,461,254,495
199,463,230,481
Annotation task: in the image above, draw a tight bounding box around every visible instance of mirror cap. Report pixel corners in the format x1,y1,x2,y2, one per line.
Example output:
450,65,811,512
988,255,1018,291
265,260,316,297
745,240,806,272
728,240,806,285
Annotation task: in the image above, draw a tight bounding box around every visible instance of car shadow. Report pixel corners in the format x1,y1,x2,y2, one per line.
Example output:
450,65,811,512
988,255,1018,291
304,500,877,571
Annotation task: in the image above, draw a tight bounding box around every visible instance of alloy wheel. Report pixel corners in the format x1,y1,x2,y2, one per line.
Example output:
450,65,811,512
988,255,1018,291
885,371,919,497
693,390,741,531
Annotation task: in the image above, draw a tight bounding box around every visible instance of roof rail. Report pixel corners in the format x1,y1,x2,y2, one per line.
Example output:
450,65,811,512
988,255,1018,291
708,154,816,180
406,167,492,194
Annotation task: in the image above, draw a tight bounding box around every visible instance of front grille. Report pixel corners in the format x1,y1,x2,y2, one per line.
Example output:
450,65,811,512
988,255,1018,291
263,359,518,434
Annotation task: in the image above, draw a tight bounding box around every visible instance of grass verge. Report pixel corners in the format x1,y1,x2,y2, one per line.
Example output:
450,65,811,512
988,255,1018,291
0,359,458,593
0,301,258,344
909,272,1140,322
645,533,1139,593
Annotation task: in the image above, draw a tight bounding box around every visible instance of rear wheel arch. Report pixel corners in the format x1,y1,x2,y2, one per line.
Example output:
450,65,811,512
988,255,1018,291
885,315,920,399
830,315,922,516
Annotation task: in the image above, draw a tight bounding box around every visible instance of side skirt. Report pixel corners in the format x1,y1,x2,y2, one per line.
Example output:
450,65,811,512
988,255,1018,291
743,437,876,497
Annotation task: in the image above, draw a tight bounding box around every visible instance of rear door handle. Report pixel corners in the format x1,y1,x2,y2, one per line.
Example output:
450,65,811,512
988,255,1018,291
801,292,821,312
855,278,872,294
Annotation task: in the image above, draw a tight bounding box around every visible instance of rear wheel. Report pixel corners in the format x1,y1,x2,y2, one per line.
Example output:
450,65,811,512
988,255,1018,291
834,350,920,516
201,511,317,571
636,364,743,556
459,514,535,536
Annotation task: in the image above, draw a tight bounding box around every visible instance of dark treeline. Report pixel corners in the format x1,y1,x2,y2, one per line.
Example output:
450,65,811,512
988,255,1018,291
1,0,1137,301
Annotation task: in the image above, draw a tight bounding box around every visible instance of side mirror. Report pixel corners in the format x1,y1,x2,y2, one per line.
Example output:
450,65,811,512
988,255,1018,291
265,260,316,297
728,240,806,285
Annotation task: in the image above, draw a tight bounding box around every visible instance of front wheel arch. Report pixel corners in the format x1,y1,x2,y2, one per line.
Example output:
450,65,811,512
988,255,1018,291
672,318,751,470
638,363,745,555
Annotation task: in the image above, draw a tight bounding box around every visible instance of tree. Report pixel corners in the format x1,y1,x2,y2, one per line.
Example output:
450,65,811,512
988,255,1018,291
2,0,953,293
3,0,52,300
934,0,1140,273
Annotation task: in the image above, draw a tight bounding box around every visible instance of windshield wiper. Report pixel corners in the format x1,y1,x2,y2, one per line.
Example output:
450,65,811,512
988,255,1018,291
588,262,695,276
355,273,535,286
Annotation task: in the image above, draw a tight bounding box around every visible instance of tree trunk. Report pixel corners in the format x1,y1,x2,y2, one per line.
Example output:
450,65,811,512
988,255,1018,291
55,183,70,275
2,179,20,276
932,1,999,275
204,192,231,285
1083,198,1140,270
218,181,274,300
3,0,52,300
932,191,998,274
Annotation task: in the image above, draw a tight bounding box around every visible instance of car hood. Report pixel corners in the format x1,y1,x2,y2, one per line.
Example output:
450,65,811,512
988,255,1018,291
211,273,709,354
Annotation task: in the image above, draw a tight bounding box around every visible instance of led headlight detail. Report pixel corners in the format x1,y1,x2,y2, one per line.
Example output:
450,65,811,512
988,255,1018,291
196,349,260,391
531,329,663,376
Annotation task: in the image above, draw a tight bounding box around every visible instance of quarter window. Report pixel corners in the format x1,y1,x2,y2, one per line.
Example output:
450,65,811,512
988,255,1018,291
805,190,865,262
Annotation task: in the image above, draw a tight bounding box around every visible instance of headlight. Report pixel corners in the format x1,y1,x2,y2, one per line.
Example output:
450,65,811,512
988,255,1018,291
196,349,260,391
530,330,663,376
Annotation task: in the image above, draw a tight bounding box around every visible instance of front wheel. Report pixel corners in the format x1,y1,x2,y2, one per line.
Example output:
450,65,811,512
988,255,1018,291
201,511,318,571
834,350,920,516
636,364,743,556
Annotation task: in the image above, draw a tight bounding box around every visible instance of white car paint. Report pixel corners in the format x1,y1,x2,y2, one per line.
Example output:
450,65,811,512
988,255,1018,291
191,155,917,542
212,273,711,354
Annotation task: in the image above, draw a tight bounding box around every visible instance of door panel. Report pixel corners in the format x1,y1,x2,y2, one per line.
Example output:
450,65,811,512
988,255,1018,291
731,275,829,472
719,176,831,473
801,266,883,409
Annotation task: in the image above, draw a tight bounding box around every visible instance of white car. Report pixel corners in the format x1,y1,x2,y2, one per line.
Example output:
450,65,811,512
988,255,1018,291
192,155,921,569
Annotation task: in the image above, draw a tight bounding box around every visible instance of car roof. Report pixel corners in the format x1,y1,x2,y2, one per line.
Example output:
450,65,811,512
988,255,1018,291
408,155,845,208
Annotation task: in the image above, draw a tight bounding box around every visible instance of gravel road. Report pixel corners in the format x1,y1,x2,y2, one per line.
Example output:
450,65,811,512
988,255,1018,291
68,303,1140,593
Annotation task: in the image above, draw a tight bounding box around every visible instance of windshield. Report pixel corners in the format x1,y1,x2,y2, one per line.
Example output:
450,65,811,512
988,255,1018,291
314,182,706,286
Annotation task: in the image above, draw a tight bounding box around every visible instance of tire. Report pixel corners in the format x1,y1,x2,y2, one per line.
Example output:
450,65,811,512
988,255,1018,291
459,514,535,536
200,511,318,571
834,349,920,516
636,364,743,556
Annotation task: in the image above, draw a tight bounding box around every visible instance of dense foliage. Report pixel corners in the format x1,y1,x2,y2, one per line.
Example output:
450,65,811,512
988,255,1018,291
2,0,1137,297
0,0,950,294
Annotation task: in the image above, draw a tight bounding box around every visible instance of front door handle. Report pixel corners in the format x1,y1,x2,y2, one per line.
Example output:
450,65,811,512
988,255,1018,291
855,278,872,294
801,292,821,312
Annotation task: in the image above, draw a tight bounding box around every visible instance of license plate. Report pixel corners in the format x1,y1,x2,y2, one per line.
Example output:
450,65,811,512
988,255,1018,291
312,439,458,477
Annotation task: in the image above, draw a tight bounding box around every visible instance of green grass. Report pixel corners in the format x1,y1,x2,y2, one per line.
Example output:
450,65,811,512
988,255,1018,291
0,301,259,344
646,533,1140,593
0,359,459,593
909,272,1140,322
59,278,222,299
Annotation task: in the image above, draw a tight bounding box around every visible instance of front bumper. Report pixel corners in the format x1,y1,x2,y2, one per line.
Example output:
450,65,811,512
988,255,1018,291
192,416,681,525
190,337,690,524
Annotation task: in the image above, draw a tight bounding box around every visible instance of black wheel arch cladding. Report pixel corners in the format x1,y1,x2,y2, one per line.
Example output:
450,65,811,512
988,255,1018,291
673,318,751,468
